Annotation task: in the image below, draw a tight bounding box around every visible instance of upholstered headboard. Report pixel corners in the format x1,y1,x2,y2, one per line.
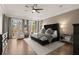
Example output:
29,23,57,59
44,23,60,41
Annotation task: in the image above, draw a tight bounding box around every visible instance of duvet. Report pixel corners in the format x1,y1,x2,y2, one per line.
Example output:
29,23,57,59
31,33,53,42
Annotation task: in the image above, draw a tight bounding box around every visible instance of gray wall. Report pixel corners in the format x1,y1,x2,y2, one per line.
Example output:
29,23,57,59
3,15,9,33
43,9,79,35
3,15,10,39
0,12,3,34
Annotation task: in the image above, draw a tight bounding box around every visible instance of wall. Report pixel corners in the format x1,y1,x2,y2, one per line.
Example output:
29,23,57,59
0,5,3,55
0,13,2,54
2,15,10,39
0,5,4,34
43,9,79,35
0,12,3,34
3,15,9,33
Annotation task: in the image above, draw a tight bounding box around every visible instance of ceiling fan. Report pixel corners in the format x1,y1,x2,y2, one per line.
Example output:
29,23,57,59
25,4,43,13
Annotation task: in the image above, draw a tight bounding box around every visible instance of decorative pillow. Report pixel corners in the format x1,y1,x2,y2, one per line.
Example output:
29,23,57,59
40,28,46,34
45,34,53,42
52,30,57,38
40,36,47,41
45,28,53,35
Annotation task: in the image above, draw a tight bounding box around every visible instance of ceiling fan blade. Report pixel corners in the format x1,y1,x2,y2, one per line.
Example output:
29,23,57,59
32,4,43,13
34,9,43,10
32,4,35,10
36,10,40,13
33,4,37,8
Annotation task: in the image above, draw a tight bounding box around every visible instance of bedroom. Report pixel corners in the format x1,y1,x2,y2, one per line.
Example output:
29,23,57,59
0,4,79,55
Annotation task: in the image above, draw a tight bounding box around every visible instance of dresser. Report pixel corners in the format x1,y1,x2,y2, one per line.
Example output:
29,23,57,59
73,24,79,55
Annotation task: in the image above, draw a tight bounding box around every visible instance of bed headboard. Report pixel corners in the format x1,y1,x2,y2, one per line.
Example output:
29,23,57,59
44,23,60,41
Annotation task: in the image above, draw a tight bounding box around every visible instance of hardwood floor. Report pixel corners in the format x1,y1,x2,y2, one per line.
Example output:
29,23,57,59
4,39,36,55
48,43,73,55
3,39,73,55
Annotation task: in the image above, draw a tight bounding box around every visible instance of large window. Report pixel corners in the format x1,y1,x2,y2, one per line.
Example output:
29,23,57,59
24,20,28,34
9,18,43,38
39,21,43,32
28,20,42,34
28,21,36,34
9,18,24,39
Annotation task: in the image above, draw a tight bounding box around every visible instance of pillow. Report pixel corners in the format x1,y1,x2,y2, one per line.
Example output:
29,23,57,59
45,34,53,42
40,36,47,41
45,28,53,35
52,30,57,38
40,28,46,34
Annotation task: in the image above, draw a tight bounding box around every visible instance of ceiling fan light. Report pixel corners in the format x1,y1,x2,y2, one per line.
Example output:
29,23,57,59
32,10,36,13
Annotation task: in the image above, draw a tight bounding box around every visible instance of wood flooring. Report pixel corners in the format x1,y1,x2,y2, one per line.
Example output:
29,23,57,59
3,38,73,55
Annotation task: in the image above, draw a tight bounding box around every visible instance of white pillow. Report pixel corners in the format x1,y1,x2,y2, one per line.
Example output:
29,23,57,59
40,36,47,41
52,30,57,38
45,28,53,35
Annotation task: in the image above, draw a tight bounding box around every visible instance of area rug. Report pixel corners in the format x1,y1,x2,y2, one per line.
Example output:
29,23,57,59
24,38,65,55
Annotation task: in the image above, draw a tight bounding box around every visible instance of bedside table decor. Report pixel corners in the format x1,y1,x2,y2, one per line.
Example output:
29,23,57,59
61,34,72,43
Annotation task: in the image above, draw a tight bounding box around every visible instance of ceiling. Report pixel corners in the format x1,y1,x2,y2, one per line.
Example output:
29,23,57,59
1,4,79,21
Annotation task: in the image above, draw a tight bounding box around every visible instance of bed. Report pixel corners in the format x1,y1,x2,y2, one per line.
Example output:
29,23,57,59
31,23,60,45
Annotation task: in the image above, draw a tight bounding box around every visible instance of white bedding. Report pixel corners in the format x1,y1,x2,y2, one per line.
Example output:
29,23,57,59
31,33,53,42
31,33,45,38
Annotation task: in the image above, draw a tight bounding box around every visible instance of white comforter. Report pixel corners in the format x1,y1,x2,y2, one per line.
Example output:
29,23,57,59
31,33,53,42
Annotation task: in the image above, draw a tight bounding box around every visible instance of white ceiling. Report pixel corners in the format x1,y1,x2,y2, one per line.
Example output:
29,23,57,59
1,4,79,21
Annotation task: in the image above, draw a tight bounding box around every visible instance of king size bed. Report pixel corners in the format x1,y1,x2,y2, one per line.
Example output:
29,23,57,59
31,23,60,45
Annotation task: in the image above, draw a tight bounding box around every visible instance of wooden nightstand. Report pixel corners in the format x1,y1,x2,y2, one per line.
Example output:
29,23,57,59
61,34,72,44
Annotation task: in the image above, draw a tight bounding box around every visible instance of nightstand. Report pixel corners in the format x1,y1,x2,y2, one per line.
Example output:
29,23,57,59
61,34,72,43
